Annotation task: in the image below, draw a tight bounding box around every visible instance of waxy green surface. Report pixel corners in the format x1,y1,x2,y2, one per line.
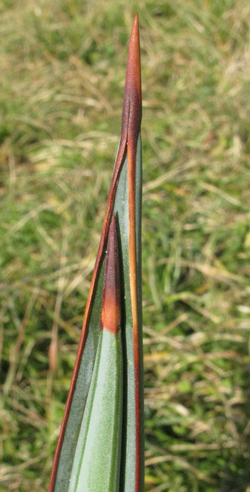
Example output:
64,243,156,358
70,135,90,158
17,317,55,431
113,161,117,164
68,329,123,492
49,14,144,492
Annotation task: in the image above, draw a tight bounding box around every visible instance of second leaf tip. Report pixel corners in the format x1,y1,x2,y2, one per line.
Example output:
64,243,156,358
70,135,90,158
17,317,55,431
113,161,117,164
101,215,121,335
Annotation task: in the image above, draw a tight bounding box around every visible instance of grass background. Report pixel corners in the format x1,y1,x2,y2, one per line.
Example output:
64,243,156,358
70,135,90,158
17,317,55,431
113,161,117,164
0,0,250,491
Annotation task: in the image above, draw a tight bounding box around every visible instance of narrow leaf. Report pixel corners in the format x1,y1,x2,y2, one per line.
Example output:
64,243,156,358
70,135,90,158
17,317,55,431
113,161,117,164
48,13,144,492
68,215,123,492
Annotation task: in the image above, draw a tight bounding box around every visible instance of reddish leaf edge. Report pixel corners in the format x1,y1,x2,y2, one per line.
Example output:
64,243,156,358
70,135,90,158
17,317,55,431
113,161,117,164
48,13,142,491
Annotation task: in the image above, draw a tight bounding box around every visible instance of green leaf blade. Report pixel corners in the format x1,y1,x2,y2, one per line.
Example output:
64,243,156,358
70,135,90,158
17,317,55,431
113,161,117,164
69,329,123,492
113,131,144,492
48,14,144,492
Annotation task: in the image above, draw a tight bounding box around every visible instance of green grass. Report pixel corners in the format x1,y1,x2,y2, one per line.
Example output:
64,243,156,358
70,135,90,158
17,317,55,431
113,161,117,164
1,0,250,491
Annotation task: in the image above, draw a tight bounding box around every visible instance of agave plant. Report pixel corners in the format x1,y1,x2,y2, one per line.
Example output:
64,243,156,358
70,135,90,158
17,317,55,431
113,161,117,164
48,14,144,492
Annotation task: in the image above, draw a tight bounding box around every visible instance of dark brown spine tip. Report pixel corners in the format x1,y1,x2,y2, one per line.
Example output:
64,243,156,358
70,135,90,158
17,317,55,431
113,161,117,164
120,13,142,145
127,13,141,107
101,214,121,334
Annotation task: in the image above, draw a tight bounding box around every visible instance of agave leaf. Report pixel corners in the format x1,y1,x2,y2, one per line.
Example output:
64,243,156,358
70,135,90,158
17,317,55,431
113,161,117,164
68,215,123,492
48,13,144,492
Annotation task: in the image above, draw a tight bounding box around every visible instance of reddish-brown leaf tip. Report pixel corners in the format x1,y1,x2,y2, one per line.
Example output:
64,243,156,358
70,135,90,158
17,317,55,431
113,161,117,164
120,13,142,149
101,214,121,334
127,13,142,109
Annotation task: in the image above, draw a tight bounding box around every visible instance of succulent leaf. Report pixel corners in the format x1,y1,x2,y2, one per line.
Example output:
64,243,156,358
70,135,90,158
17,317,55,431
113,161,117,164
48,14,144,492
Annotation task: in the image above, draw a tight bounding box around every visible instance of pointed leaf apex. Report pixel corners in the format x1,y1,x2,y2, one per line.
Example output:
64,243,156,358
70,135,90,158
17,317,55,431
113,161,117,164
101,214,121,334
126,13,141,110
119,13,142,148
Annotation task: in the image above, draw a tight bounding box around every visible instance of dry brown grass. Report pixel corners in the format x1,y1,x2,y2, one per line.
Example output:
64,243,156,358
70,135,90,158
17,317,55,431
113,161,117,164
1,0,250,491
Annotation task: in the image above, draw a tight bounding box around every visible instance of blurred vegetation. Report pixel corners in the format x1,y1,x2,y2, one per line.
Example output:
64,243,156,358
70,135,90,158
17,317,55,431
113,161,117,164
1,0,250,491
